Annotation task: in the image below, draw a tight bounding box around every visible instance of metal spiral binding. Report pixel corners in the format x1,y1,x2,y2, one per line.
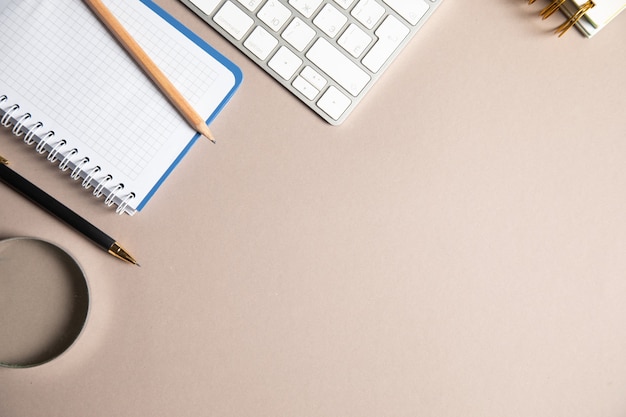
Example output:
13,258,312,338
59,148,79,171
554,0,595,37
12,113,31,136
0,94,135,214
23,121,43,145
82,165,101,189
48,140,67,162
104,184,123,207
93,175,112,198
70,157,90,180
35,131,55,154
539,0,567,19
529,0,596,37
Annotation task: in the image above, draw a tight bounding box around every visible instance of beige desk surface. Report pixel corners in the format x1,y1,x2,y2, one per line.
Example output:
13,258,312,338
2,0,626,415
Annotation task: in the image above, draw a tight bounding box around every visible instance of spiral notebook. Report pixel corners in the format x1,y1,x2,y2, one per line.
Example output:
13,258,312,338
533,0,626,37
0,0,242,215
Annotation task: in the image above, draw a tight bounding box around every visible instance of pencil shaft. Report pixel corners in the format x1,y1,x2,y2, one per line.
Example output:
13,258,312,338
83,0,215,142
0,163,114,251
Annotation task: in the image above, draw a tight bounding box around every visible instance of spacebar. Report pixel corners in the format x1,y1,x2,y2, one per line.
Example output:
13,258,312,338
306,39,371,97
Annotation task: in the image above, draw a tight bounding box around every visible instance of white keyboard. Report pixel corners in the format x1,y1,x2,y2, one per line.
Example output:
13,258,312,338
179,0,442,125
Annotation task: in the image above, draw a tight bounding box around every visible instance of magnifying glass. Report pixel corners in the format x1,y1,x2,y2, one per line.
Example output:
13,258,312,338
0,237,89,368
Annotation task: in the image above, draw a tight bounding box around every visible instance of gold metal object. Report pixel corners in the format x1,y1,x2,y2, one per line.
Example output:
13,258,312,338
108,242,139,266
0,155,8,165
540,0,567,19
555,0,595,36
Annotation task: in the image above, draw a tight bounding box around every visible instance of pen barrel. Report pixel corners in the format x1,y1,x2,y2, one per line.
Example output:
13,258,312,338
0,163,115,251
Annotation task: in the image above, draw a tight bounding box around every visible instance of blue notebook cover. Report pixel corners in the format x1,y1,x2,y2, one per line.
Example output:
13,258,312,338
0,0,243,215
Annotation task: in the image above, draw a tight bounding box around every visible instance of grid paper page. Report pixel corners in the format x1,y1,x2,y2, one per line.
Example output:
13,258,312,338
0,0,238,213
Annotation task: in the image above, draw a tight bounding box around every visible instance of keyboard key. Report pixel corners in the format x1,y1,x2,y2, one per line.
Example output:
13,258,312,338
237,0,264,12
188,0,220,15
282,17,316,52
313,4,348,38
362,15,409,72
337,23,372,58
306,38,371,96
268,46,303,80
289,0,323,18
317,86,351,120
293,75,319,100
214,1,254,40
244,26,278,59
351,0,386,29
381,0,429,25
333,0,357,9
258,0,292,32
300,66,327,90
180,0,443,125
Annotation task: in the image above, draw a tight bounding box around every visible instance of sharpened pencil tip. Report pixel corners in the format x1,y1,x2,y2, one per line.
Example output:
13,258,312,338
197,122,216,143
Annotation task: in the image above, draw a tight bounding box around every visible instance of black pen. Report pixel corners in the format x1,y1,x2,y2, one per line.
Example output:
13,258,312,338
0,154,139,265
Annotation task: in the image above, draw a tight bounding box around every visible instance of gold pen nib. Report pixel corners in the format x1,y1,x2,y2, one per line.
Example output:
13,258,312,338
108,241,140,266
0,155,9,165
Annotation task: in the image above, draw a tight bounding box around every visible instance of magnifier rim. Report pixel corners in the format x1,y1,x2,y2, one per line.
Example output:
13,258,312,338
0,236,90,368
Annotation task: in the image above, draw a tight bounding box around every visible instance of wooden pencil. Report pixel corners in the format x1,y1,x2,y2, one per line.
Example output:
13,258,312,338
83,0,215,143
